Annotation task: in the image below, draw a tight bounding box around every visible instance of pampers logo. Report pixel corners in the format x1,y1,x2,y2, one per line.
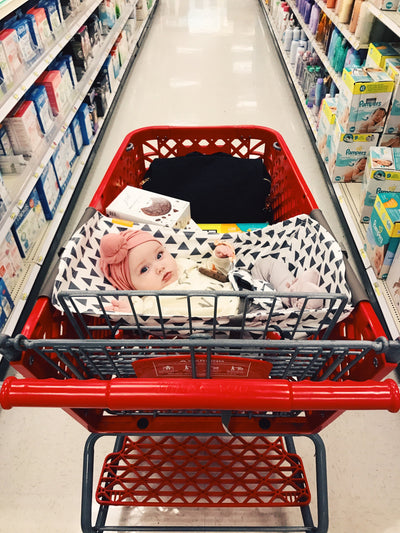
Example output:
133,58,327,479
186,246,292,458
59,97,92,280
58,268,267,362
345,149,367,156
359,99,382,108
372,218,384,246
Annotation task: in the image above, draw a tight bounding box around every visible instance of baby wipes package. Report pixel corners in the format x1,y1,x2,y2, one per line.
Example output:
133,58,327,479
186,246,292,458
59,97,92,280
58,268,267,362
327,122,378,182
360,146,400,222
336,67,394,134
316,97,337,166
106,186,191,229
364,192,400,278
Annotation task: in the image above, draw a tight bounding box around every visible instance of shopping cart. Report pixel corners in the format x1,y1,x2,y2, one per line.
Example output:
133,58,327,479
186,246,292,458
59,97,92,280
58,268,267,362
1,126,400,533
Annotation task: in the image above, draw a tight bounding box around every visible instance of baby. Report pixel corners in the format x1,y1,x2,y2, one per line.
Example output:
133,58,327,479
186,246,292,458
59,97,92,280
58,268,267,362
99,229,326,315
358,108,387,133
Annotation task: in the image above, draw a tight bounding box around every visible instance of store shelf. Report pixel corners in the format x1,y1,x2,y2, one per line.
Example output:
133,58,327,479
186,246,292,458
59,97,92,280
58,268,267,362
367,2,400,37
0,0,158,336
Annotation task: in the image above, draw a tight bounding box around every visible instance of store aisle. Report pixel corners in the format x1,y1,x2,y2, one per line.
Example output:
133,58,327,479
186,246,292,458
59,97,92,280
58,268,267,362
1,0,400,532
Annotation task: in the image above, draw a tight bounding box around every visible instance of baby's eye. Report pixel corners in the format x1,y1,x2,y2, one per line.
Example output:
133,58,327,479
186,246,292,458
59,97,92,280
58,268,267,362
140,266,149,274
157,251,163,260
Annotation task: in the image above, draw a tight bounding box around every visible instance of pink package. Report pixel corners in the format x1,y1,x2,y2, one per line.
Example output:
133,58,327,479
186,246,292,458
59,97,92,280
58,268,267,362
0,28,24,76
37,70,67,115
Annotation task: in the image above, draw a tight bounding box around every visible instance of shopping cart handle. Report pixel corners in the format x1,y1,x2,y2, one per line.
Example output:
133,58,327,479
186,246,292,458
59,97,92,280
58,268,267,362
1,377,400,413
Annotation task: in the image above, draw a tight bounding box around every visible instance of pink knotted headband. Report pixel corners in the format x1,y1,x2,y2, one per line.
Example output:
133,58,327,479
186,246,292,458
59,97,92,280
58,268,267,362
99,230,160,290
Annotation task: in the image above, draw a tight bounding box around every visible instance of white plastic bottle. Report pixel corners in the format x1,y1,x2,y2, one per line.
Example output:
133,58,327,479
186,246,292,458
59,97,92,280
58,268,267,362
355,1,374,42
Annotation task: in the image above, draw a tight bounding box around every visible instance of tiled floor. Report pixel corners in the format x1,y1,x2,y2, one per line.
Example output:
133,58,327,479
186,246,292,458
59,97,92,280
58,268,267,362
1,0,400,531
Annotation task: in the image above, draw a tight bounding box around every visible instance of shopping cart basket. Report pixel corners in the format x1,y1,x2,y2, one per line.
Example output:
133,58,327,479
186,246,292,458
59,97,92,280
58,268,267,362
1,126,399,532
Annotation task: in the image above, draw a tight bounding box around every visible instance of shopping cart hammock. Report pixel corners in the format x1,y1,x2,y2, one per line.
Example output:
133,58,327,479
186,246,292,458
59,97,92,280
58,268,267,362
51,211,352,331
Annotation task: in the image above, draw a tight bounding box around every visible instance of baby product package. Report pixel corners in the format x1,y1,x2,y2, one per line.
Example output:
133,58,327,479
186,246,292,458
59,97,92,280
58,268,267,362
3,100,43,155
38,0,63,34
336,67,394,134
383,57,400,135
0,28,24,78
51,137,71,193
69,116,83,154
26,84,55,135
11,188,46,258
36,160,61,219
37,70,68,116
0,278,14,329
386,241,400,313
327,122,378,182
360,146,400,222
365,42,400,69
106,186,191,229
77,102,94,144
0,230,23,292
316,97,337,166
6,17,41,66
26,7,53,48
364,191,400,278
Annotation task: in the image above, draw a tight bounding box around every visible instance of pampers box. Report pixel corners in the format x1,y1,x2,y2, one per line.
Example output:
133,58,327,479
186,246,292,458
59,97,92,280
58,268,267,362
327,122,378,182
383,57,400,135
365,192,400,278
12,188,46,258
336,67,394,134
106,186,191,229
316,97,337,166
360,146,400,222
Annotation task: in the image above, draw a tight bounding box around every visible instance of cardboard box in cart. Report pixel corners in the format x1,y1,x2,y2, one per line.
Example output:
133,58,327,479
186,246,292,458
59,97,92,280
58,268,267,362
106,186,191,229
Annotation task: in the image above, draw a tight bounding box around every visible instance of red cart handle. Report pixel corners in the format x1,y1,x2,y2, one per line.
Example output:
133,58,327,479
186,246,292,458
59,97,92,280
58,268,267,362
1,376,399,412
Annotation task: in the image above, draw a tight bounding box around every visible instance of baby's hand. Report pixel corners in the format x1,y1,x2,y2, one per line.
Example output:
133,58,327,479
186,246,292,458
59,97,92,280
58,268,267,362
214,242,235,259
104,297,132,313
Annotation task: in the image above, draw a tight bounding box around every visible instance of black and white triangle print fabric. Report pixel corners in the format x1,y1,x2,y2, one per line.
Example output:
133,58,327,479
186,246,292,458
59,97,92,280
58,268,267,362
52,211,353,331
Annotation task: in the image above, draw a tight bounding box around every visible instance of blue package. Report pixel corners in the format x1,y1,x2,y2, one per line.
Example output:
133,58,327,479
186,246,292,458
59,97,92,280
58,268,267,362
51,138,72,193
70,116,83,154
0,278,13,328
11,188,46,258
101,55,114,92
38,0,62,33
24,14,43,50
59,54,77,88
77,102,94,145
51,56,74,95
8,18,40,65
63,127,77,167
36,160,61,219
25,85,54,135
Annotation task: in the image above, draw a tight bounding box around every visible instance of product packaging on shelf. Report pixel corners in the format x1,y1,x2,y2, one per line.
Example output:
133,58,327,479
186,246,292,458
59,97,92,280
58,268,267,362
316,97,337,166
0,125,13,156
365,191,400,278
3,100,43,156
0,171,11,220
38,0,63,35
67,25,92,81
11,188,47,258
336,67,394,134
62,127,77,168
382,57,400,136
37,69,68,116
84,90,99,135
51,137,72,193
60,0,80,20
77,102,94,144
0,28,24,79
110,46,120,78
116,30,129,66
5,17,41,66
370,0,400,9
386,241,400,313
101,55,117,93
0,230,23,293
136,0,148,20
35,160,61,219
25,84,55,135
87,13,103,48
49,57,75,104
0,278,14,329
98,0,117,33
327,122,379,182
365,42,400,69
106,186,191,229
26,7,53,48
69,116,83,154
360,146,400,222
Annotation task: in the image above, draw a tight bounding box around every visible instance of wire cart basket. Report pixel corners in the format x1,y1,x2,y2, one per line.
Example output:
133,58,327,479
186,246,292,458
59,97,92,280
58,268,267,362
1,126,400,533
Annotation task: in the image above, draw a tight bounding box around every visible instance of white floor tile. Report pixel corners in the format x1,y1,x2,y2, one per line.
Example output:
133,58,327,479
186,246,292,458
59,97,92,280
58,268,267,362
1,0,400,532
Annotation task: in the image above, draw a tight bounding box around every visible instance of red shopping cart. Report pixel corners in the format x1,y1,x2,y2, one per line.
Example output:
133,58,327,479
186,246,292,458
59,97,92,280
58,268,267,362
1,126,399,533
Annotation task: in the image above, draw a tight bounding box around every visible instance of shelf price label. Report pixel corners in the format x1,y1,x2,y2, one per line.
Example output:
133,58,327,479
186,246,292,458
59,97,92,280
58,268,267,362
373,282,381,297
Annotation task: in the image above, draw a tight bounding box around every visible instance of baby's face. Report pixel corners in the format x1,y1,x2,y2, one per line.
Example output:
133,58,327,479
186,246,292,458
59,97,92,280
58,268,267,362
129,241,178,290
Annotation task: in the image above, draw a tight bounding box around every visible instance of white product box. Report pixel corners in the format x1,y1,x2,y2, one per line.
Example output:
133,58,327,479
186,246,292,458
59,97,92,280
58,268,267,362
365,42,400,69
360,146,400,222
3,100,43,155
336,67,394,134
0,230,23,292
0,28,24,78
106,186,191,229
386,239,400,312
383,57,400,135
328,122,379,182
12,188,46,258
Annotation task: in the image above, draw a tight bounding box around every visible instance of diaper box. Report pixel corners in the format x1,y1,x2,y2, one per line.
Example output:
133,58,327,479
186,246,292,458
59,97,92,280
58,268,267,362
365,42,400,69
336,67,394,134
360,146,400,222
386,241,400,313
364,192,400,278
11,188,47,258
26,84,55,135
316,97,337,166
327,122,379,182
383,57,400,135
3,100,43,155
0,230,23,292
106,186,191,229
36,160,61,219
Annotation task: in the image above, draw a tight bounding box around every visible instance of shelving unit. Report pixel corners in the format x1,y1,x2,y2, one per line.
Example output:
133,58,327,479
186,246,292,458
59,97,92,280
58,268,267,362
0,0,158,336
259,0,400,339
